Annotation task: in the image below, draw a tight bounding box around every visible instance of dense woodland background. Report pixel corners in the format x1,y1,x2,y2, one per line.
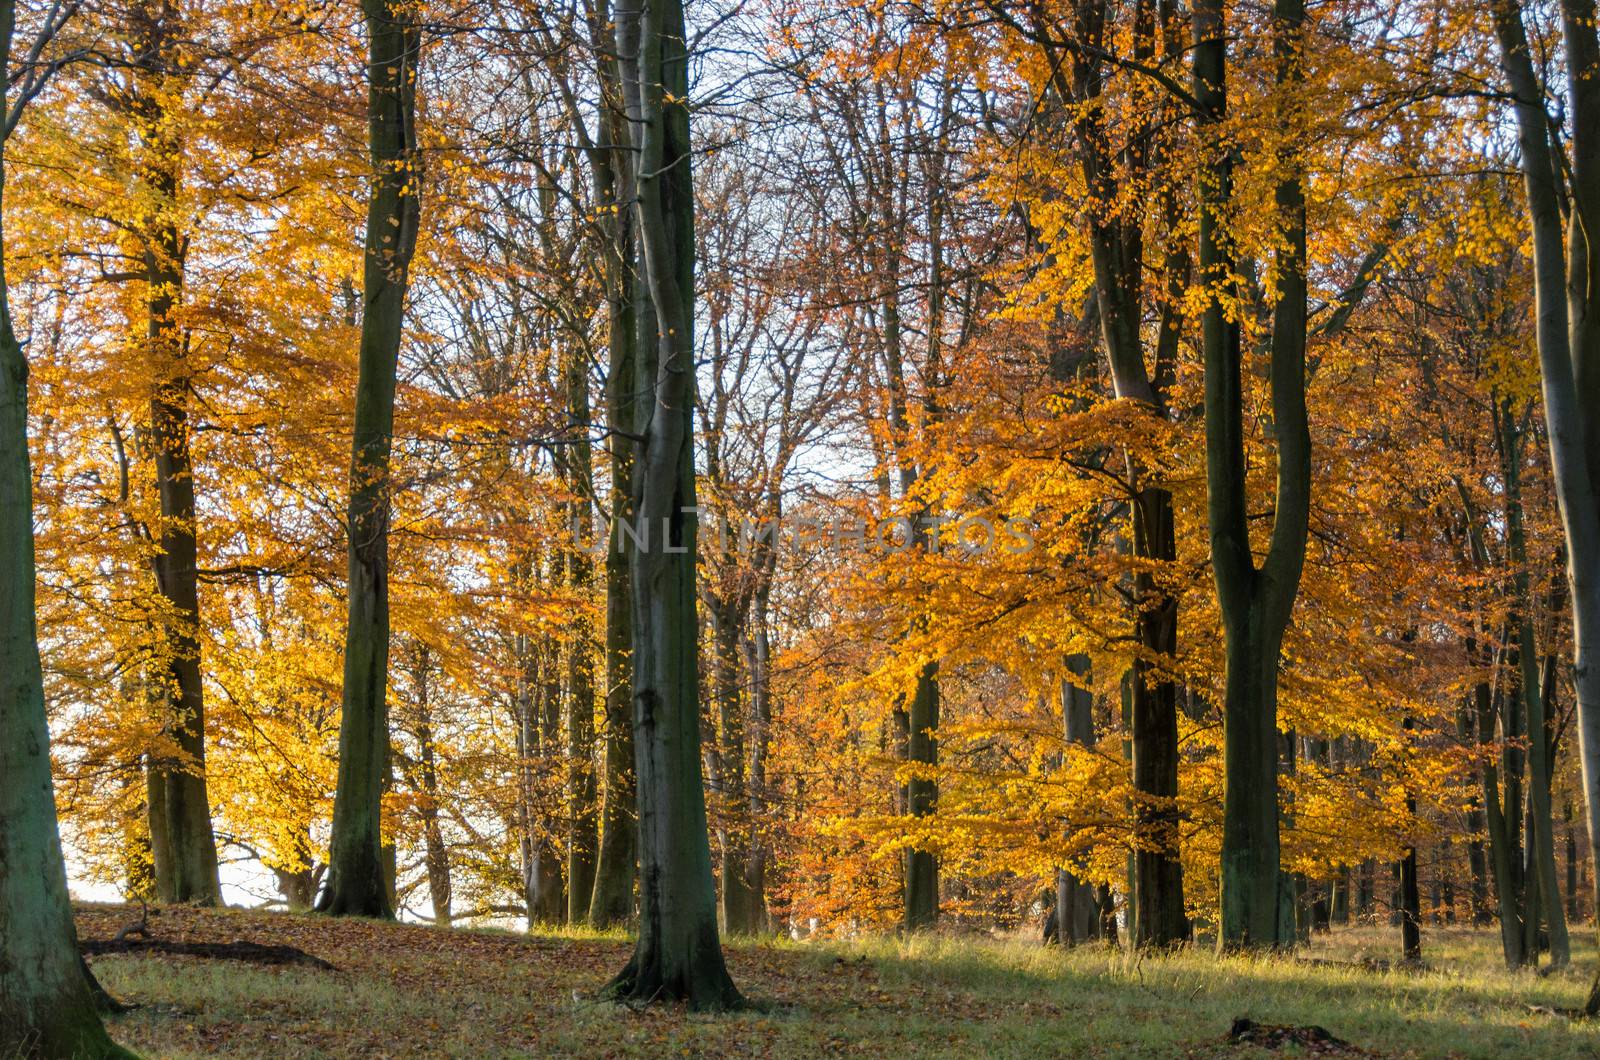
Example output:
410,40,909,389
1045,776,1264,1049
8,0,1600,1048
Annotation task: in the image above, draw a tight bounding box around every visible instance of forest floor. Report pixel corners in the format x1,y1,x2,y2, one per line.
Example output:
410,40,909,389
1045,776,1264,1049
76,902,1600,1058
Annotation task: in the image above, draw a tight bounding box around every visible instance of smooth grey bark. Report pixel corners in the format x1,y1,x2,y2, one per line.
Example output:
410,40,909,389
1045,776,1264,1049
605,0,740,1007
0,0,126,1050
1490,0,1600,1004
320,0,422,919
1199,0,1312,949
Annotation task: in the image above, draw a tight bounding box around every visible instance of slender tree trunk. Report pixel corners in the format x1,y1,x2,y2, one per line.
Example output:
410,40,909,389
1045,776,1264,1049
742,579,774,931
320,0,422,918
530,633,566,923
1397,719,1423,960
1569,804,1582,923
1462,707,1491,924
606,0,740,1007
0,1,124,1043
409,652,451,925
1049,0,1189,946
1056,656,1101,943
588,159,640,930
1480,664,1527,968
130,0,221,906
564,353,599,925
1501,403,1571,965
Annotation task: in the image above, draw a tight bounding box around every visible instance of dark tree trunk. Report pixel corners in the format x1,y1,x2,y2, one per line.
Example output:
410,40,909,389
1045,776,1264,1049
1043,0,1190,946
741,581,775,930
320,0,422,919
904,663,940,932
587,56,640,924
710,601,760,934
563,350,599,925
1399,849,1422,962
130,0,221,907
606,0,740,1008
1198,0,1312,950
1056,656,1102,944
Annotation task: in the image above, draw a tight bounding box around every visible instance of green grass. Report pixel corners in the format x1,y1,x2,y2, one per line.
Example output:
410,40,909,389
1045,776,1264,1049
76,905,1600,1057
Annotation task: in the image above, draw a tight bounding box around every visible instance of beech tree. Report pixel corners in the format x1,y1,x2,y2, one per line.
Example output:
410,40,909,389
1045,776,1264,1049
1196,0,1312,948
320,0,423,919
604,0,740,1007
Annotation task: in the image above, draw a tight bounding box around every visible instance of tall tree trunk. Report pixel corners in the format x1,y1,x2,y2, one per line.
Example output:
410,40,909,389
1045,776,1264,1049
587,37,639,925
319,0,422,919
1042,0,1190,945
131,0,220,906
1199,0,1312,949
0,0,123,1045
1490,0,1600,1010
606,0,740,1007
1462,707,1492,924
564,352,599,925
741,578,774,931
1130,497,1186,945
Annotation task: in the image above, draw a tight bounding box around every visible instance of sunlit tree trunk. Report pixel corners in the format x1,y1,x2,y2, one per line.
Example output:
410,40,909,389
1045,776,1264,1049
320,0,422,919
1199,0,1312,949
606,0,740,1007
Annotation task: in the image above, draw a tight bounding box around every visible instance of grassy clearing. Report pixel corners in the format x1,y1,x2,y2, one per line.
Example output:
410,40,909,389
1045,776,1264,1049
76,905,1600,1057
